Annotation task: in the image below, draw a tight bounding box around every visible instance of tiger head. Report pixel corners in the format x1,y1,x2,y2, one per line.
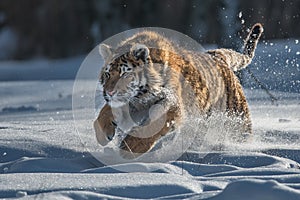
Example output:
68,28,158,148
99,43,163,108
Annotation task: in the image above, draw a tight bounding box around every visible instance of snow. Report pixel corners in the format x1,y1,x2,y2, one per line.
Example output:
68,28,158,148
0,56,84,81
244,39,300,93
1,39,300,199
209,179,300,200
1,81,299,199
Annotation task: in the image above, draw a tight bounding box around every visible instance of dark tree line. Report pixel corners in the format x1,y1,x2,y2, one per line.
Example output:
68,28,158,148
0,0,299,60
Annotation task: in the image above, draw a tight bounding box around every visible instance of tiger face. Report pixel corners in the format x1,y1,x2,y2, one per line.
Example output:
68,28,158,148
99,43,162,108
99,44,149,107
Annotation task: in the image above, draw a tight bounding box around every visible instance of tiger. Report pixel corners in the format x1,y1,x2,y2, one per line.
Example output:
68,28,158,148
94,23,263,159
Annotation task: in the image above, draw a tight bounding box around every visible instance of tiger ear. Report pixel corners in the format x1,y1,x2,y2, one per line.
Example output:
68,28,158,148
131,44,149,61
99,44,112,60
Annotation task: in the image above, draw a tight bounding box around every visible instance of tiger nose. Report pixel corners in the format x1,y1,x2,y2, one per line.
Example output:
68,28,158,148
107,90,116,97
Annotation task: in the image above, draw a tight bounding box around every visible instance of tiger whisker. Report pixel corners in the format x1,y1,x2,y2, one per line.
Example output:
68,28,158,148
122,140,136,158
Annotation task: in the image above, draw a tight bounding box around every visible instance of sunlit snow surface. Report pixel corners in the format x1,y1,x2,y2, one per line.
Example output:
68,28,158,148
0,79,300,199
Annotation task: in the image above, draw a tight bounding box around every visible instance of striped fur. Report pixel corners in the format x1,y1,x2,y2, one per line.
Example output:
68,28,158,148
94,23,263,159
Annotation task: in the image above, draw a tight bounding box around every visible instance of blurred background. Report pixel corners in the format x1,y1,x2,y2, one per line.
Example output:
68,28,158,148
0,0,299,92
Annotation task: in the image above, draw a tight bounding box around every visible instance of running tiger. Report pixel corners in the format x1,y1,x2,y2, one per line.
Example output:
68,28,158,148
94,23,263,159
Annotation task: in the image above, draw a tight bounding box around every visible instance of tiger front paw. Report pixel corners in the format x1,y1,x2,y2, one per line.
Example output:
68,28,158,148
94,118,116,146
94,104,116,146
119,134,155,159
